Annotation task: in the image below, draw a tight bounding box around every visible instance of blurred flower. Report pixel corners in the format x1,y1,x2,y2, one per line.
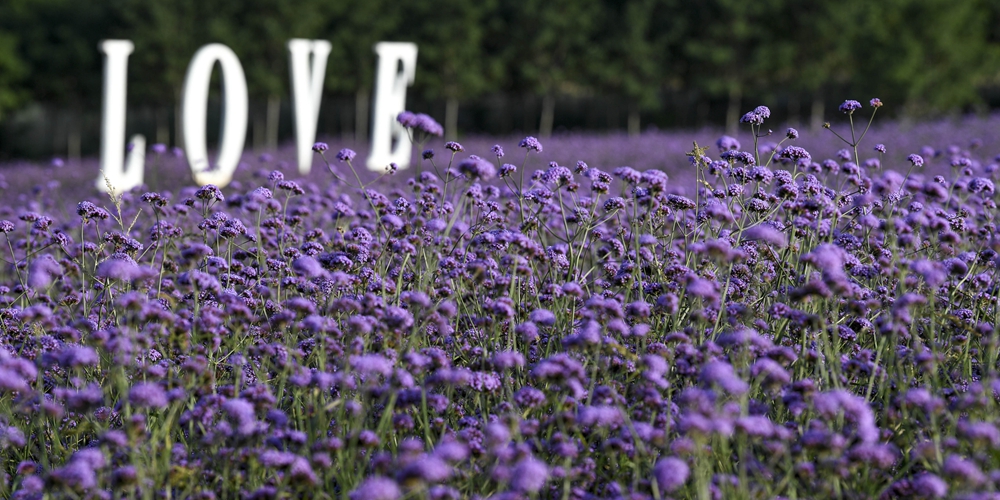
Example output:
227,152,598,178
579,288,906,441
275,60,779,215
653,457,689,493
350,476,401,500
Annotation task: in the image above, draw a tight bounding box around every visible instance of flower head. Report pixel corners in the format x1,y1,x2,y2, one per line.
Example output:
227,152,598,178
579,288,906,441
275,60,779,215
839,100,862,114
519,136,543,152
336,149,356,162
653,457,690,493
311,142,329,153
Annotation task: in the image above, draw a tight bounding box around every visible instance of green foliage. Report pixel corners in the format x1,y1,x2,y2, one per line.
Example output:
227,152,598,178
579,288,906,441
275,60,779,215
1,0,1000,126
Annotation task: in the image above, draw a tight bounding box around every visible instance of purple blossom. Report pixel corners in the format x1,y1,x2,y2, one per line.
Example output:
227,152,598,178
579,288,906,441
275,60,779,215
839,100,862,113
510,456,549,493
519,136,543,152
336,148,356,161
350,354,394,377
350,476,401,500
911,473,948,499
221,398,257,437
716,135,741,152
700,360,748,395
456,155,496,181
311,142,329,153
653,457,689,493
129,382,168,410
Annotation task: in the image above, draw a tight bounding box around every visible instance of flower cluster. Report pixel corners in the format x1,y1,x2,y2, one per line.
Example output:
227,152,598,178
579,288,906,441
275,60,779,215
0,102,999,499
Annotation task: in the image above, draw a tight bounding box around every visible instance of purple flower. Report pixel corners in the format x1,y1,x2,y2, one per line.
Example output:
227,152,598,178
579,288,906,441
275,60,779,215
839,100,862,114
399,112,443,136
685,276,719,305
578,405,624,428
911,473,947,499
910,259,947,287
350,354,394,377
528,308,556,326
27,254,63,290
491,351,525,370
399,454,451,483
48,460,97,491
700,360,748,395
741,224,787,248
874,144,887,153
222,398,257,436
653,457,689,493
444,141,464,152
510,456,549,493
312,142,329,153
151,143,168,155
336,148,356,161
781,146,811,161
519,136,543,152
492,144,504,157
397,111,417,127
456,155,496,181
740,107,766,126
422,149,435,159
716,135,741,152
291,256,328,279
96,254,153,281
129,382,168,410
786,128,799,139
350,476,401,500
942,454,985,486
870,98,883,108
57,345,99,368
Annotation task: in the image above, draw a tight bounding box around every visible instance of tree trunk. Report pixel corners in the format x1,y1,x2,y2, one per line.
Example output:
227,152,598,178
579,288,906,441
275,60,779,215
266,95,280,152
340,100,353,143
156,108,170,146
539,94,555,139
174,88,184,150
725,86,742,136
252,103,266,153
68,124,81,164
627,102,640,137
445,96,459,141
355,88,369,145
810,94,824,132
787,94,800,127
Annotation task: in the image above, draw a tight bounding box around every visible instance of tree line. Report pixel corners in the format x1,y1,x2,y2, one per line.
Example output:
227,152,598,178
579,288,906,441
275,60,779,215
0,0,999,159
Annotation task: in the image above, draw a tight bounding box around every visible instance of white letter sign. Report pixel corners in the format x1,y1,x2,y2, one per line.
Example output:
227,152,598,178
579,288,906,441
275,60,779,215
182,44,248,187
288,39,331,175
97,40,145,193
367,42,417,171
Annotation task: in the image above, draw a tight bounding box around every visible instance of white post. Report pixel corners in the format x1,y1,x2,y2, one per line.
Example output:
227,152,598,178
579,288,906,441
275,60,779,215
97,40,145,193
288,39,332,175
367,42,417,171
182,44,248,187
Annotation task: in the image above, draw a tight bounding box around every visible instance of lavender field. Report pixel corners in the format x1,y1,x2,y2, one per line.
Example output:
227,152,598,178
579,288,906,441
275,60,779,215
2,103,1000,499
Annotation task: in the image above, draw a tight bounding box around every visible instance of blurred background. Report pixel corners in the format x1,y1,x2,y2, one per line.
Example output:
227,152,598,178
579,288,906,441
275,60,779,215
0,0,999,161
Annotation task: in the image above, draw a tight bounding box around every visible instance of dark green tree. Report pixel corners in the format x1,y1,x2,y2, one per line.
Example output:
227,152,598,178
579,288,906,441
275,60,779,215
498,0,603,137
1,0,126,159
322,0,404,144
398,0,498,140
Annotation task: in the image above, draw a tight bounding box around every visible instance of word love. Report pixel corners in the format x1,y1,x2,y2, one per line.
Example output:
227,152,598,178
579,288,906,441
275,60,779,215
98,39,418,193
